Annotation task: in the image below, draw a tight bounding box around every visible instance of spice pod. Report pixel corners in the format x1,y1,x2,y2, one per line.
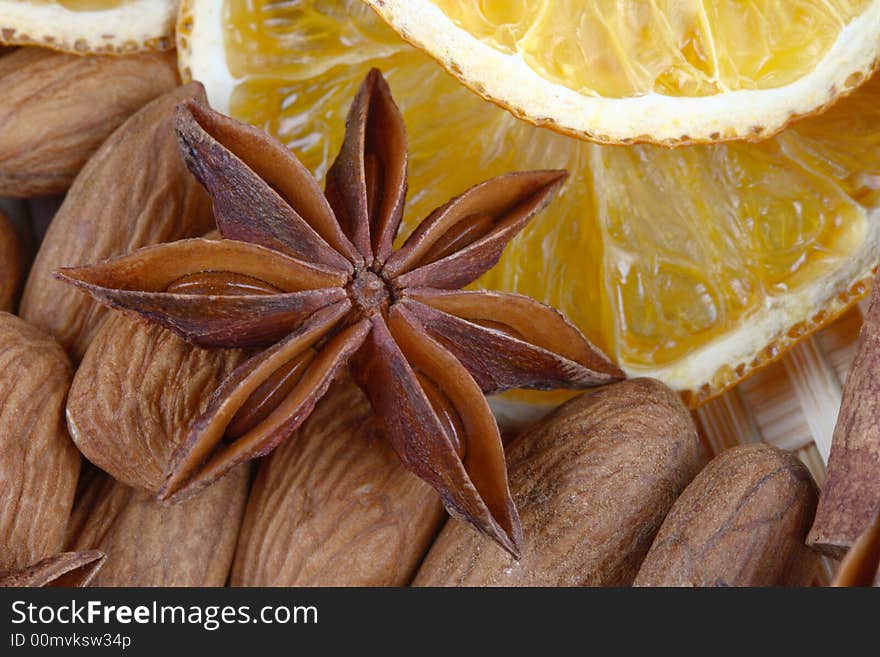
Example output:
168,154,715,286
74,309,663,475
55,70,621,558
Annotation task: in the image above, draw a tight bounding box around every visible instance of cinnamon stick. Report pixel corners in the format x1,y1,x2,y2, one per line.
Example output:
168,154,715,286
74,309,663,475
808,278,880,556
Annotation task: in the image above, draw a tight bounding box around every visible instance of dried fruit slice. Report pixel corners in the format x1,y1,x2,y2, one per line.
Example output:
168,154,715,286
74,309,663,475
0,0,178,53
364,0,880,144
179,0,880,405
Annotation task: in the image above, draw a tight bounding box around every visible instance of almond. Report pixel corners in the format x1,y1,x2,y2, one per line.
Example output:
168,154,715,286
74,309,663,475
0,47,179,197
414,378,705,586
67,314,247,492
0,312,80,570
0,209,24,312
19,82,214,362
634,444,819,587
231,379,445,586
66,468,249,587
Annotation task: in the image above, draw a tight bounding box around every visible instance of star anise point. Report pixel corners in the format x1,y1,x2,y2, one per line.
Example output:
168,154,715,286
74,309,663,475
58,70,623,555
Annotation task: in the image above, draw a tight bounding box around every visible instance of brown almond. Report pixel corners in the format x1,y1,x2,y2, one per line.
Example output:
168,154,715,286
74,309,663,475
414,378,705,586
67,314,247,492
231,379,445,586
19,82,214,363
66,468,249,587
0,209,24,312
0,313,80,570
0,48,179,197
634,444,819,587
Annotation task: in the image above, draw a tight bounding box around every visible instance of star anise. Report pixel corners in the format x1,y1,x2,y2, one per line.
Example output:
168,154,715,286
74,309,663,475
0,551,104,587
57,70,623,556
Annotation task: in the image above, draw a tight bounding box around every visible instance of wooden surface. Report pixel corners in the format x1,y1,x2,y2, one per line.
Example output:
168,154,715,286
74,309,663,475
695,306,864,482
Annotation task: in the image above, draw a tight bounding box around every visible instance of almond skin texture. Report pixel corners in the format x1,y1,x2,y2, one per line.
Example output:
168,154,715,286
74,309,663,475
66,468,249,587
634,444,819,587
0,210,24,312
19,82,214,363
414,378,704,587
809,278,880,557
231,379,445,586
67,314,247,492
0,48,178,197
0,313,80,570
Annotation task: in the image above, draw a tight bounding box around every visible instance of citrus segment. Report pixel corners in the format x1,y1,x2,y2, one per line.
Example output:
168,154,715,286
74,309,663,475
179,0,880,403
430,0,870,96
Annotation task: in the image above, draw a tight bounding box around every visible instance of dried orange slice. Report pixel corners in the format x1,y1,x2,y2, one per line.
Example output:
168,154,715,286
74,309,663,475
364,1,880,144
0,0,178,53
179,0,880,406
